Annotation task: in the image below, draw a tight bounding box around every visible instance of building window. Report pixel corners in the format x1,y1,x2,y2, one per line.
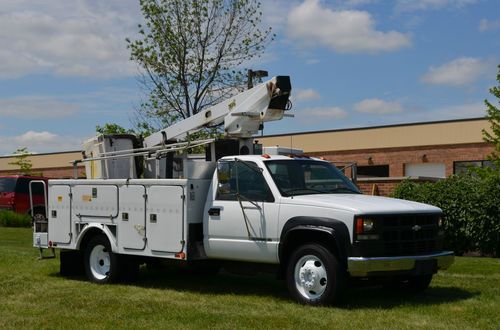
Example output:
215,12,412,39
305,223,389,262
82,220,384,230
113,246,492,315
453,160,494,174
357,165,389,178
405,163,446,178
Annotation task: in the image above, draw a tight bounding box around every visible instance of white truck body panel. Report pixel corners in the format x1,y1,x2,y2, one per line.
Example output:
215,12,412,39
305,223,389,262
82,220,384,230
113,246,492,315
118,184,146,250
147,185,184,253
45,178,210,259
48,185,72,245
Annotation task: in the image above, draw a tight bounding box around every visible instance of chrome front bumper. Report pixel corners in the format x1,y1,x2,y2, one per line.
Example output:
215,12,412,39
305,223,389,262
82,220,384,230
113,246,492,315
348,251,454,277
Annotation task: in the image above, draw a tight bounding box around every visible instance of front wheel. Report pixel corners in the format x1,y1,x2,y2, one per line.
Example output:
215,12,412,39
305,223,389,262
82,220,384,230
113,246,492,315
286,244,345,306
84,235,120,283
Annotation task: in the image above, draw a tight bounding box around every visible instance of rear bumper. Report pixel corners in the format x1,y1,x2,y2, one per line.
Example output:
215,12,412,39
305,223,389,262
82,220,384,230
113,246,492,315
348,251,454,277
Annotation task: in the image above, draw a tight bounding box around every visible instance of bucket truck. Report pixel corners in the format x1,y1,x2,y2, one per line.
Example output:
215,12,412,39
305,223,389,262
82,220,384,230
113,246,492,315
32,76,454,306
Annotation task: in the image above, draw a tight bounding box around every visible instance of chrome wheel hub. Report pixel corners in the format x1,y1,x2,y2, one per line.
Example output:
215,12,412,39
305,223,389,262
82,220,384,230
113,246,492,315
294,255,328,300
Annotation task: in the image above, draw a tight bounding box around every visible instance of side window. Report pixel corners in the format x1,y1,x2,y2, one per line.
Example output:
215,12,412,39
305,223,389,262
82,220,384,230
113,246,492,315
216,161,274,202
15,178,30,194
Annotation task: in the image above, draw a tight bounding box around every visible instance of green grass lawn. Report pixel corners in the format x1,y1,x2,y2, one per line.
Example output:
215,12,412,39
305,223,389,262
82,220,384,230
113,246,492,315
1,227,499,329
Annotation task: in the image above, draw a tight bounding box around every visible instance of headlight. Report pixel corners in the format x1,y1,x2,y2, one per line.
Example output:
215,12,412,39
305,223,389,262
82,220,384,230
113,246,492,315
355,217,375,233
363,219,375,232
355,217,379,240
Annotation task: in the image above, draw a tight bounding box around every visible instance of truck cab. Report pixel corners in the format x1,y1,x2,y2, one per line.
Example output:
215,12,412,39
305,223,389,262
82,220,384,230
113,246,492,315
203,155,454,305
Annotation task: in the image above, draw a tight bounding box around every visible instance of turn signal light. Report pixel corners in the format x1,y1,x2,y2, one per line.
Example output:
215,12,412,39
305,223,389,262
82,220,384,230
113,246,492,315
175,252,186,259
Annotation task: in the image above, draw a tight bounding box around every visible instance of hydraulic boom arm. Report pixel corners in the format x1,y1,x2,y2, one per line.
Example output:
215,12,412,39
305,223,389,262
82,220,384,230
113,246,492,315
143,76,291,148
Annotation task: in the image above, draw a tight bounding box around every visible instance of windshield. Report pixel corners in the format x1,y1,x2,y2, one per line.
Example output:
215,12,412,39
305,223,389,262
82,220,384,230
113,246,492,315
265,159,361,196
0,178,17,193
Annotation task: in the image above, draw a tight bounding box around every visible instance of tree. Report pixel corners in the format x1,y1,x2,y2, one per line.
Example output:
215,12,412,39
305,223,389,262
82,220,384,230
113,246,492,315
96,123,134,135
127,0,273,135
483,64,500,166
8,147,33,175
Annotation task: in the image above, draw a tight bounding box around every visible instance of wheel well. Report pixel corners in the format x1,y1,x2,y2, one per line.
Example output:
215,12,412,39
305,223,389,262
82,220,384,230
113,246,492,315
278,229,345,279
79,228,106,252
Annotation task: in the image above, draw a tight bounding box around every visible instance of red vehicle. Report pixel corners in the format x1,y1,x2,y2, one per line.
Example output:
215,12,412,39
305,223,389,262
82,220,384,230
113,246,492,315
0,175,48,221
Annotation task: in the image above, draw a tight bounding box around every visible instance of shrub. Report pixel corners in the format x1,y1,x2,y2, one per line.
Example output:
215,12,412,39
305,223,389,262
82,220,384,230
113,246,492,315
0,210,32,228
392,172,500,256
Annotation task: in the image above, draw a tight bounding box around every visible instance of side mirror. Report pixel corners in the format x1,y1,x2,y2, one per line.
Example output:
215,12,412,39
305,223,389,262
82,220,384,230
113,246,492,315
217,161,231,184
217,161,232,195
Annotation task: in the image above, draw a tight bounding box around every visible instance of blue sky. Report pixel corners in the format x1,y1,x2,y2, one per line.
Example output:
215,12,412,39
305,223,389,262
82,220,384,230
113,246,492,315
0,0,498,155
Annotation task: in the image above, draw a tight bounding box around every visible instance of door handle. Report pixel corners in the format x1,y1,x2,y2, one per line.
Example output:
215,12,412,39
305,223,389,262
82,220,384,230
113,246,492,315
208,207,221,216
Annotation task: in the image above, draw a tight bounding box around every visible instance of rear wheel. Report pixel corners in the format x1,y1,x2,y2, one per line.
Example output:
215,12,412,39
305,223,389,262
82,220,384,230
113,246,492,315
84,235,120,283
286,244,345,306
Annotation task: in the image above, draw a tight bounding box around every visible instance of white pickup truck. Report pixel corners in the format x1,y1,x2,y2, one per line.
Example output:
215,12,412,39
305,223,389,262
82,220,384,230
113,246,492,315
32,75,453,305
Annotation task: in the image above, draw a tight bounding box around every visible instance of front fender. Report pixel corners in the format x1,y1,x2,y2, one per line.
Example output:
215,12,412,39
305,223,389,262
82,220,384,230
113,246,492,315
279,216,352,265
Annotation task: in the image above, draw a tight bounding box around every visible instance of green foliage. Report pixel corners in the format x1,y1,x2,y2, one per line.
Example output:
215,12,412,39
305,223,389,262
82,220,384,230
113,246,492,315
127,0,274,134
8,147,33,175
392,173,500,256
0,210,31,227
483,64,500,165
96,123,135,135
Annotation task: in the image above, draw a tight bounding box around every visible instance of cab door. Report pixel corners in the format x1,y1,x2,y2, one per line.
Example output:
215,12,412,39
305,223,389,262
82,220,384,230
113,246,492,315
204,160,279,263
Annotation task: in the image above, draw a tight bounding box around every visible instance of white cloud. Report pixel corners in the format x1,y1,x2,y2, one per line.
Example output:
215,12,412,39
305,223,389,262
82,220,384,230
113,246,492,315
0,131,84,155
479,19,500,32
286,0,411,53
354,98,405,114
304,106,348,119
421,57,492,86
395,0,477,13
343,0,375,7
294,89,321,101
0,96,77,118
0,0,140,79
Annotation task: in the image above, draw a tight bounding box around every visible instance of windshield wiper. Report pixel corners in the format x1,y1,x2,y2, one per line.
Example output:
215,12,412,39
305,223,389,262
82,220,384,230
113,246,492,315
283,188,328,196
327,187,359,194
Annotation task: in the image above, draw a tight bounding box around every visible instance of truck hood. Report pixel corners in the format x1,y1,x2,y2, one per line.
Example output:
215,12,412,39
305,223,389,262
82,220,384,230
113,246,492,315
281,194,441,214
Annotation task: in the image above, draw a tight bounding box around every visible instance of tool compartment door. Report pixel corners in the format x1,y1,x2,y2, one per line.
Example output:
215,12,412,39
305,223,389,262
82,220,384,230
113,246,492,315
48,185,72,244
72,185,118,220
119,185,146,250
146,186,184,253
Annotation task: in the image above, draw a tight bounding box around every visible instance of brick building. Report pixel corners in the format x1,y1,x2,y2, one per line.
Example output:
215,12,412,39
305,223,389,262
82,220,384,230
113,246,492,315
258,117,493,196
0,151,84,178
0,117,493,195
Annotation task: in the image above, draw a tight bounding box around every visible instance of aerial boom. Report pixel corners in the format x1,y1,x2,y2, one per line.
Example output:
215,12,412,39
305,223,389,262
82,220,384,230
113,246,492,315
143,76,291,148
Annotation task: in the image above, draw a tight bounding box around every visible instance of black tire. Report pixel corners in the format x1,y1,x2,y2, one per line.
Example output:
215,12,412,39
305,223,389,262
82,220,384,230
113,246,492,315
32,211,46,222
286,244,345,306
84,234,120,284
